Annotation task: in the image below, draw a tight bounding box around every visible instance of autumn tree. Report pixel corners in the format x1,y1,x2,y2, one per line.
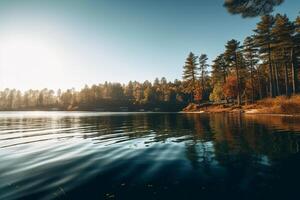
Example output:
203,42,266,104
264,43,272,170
223,75,238,100
209,82,224,102
193,82,203,102
225,39,242,105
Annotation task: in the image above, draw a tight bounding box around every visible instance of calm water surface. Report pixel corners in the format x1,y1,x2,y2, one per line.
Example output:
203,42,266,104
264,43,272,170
1,112,300,200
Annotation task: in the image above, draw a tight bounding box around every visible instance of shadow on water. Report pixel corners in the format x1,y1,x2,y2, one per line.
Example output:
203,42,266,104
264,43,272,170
0,112,300,200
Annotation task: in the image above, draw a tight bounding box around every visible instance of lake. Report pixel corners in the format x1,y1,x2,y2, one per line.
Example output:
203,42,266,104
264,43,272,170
0,112,300,200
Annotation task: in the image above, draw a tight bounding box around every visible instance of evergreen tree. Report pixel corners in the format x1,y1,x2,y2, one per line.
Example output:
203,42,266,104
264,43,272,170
182,52,198,102
211,54,228,84
224,0,284,18
254,15,275,97
243,36,259,101
272,14,295,96
295,16,300,50
293,16,300,93
199,54,209,100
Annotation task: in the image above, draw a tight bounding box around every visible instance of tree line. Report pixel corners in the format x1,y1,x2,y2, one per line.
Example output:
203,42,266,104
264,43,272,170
0,79,189,111
0,13,299,111
183,13,300,105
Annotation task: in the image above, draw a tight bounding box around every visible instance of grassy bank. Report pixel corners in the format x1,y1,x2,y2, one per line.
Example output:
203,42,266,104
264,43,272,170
183,95,300,115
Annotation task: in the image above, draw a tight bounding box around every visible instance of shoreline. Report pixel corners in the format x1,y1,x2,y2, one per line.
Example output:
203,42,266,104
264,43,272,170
182,99,300,117
0,110,299,117
182,110,300,117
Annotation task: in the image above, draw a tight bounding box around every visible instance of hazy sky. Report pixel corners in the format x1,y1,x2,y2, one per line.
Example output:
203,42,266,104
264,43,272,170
0,0,299,91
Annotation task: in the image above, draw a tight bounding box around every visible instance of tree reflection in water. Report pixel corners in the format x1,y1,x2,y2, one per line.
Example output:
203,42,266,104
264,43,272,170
1,112,300,200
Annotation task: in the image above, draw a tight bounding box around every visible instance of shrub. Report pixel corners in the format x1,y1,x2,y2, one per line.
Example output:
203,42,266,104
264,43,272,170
257,95,300,114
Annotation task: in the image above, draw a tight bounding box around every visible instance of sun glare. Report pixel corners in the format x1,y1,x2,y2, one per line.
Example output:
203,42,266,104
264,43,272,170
0,34,65,90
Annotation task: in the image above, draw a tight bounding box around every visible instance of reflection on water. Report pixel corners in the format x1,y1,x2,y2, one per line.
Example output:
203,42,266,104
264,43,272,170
0,112,300,200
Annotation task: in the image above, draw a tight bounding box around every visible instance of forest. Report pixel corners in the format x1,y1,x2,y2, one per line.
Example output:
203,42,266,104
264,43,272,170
0,13,299,112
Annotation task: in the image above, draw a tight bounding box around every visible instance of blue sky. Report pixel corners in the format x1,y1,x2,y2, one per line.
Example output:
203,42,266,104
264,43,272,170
0,0,299,90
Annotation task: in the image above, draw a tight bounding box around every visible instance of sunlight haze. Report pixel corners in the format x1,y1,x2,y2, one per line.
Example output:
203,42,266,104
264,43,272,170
0,0,299,90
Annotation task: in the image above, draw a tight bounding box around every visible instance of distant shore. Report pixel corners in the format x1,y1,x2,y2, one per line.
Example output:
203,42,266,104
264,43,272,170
1,96,300,116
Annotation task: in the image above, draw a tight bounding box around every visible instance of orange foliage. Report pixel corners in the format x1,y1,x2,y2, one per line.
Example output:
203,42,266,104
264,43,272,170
223,76,238,99
194,84,203,102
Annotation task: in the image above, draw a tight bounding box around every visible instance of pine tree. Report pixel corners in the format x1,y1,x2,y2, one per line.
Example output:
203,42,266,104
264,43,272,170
224,0,284,18
199,54,209,100
211,54,228,84
293,16,300,93
243,36,259,102
182,52,198,102
272,14,295,96
295,16,300,49
254,15,275,97
225,39,242,105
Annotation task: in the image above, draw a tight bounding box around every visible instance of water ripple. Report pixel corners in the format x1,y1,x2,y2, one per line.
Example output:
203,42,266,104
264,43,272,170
0,112,300,200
